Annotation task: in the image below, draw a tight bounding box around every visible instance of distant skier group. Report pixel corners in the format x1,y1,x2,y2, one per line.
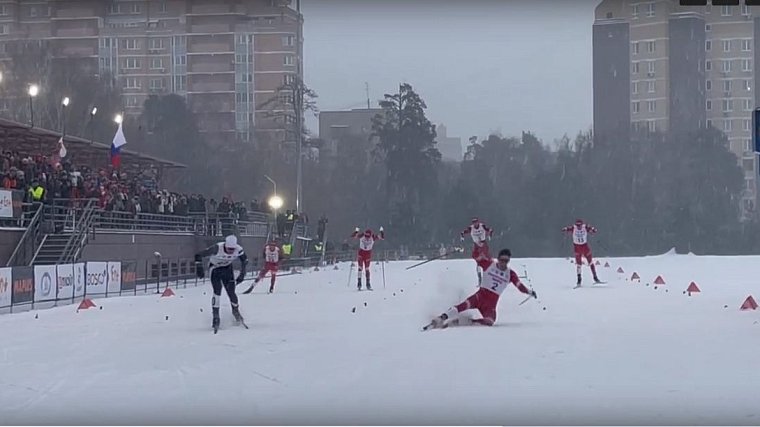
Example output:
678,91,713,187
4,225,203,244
193,215,602,332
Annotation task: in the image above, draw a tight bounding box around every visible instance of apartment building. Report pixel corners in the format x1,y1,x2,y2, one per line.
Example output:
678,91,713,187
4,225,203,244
593,0,758,217
0,0,303,145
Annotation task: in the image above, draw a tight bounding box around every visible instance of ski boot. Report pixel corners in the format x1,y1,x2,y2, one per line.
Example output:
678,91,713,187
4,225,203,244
212,308,221,333
577,274,582,286
423,313,449,330
593,276,603,284
268,284,274,294
366,279,372,291
231,305,243,323
357,277,363,291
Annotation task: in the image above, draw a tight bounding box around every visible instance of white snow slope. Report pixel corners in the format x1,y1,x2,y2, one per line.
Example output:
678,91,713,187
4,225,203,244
1,254,759,425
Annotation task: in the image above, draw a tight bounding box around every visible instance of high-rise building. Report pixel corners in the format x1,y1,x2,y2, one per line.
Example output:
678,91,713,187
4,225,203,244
593,0,757,217
0,0,303,145
435,124,463,162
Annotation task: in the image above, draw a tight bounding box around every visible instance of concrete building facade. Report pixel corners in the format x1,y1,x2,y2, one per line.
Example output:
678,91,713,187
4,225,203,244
0,0,303,145
593,0,758,217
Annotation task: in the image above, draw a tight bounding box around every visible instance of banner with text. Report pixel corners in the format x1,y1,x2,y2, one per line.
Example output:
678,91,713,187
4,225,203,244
56,264,74,301
0,267,11,308
85,262,108,295
34,265,58,303
106,262,121,295
120,262,136,292
0,190,22,219
11,266,34,305
73,263,85,298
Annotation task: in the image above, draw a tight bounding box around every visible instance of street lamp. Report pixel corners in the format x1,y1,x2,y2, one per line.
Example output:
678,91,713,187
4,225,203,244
114,113,123,124
0,71,3,84
61,97,70,138
264,174,280,218
28,84,39,127
88,106,97,145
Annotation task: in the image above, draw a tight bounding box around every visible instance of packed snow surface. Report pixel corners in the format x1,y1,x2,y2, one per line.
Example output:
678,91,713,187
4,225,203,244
1,254,759,425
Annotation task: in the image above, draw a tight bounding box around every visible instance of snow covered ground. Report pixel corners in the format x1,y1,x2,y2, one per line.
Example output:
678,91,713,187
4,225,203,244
0,253,759,425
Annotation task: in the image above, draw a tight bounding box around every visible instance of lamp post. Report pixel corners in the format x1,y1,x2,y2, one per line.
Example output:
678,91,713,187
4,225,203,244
114,113,123,125
28,84,39,127
61,96,70,138
88,106,97,145
264,174,280,218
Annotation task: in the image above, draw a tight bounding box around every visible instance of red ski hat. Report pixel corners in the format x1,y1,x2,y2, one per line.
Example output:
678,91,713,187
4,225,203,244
575,218,584,225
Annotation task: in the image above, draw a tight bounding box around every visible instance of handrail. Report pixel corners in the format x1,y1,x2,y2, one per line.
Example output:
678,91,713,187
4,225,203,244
58,200,96,264
6,203,44,267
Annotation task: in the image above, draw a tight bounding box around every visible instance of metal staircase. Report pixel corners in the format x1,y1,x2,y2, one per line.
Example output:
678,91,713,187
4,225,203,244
30,200,97,265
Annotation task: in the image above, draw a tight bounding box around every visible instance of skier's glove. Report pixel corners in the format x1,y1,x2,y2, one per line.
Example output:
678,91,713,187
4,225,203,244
195,262,204,279
236,273,246,284
528,289,537,299
460,235,464,242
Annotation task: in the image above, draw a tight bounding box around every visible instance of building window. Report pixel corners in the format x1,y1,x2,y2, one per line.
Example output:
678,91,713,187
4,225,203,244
632,101,640,114
745,139,753,152
647,100,656,112
149,78,164,90
706,80,712,91
723,60,732,73
707,119,713,128
235,93,251,103
632,4,640,18
647,80,655,93
723,99,733,112
126,96,140,107
0,5,7,16
744,119,752,131
124,77,140,89
723,40,731,52
284,55,295,66
742,4,750,16
99,57,113,70
123,58,141,69
646,2,655,17
150,58,164,70
129,3,141,14
745,178,753,191
743,59,752,72
158,1,168,13
724,80,732,92
647,120,656,133
632,42,639,55
706,99,712,111
742,39,752,52
174,55,186,66
0,24,8,35
745,99,753,111
647,40,655,53
175,75,186,91
706,24,711,32
722,6,732,16
745,80,753,91
283,35,295,47
632,81,639,94
725,119,733,132
124,39,139,50
706,60,712,71
632,62,639,74
648,61,655,75
149,39,164,50
284,74,296,85
705,40,712,52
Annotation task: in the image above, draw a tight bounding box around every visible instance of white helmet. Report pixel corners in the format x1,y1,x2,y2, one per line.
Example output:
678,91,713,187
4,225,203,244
224,235,238,248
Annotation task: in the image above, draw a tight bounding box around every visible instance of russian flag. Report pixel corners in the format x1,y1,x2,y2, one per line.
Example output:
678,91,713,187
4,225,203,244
111,121,128,169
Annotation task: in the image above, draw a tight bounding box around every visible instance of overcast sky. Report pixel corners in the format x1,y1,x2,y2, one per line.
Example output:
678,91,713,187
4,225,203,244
301,0,598,145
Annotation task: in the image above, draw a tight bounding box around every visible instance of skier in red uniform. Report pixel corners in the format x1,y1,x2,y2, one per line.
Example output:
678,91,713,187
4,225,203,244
351,226,384,291
242,241,281,294
460,217,493,284
562,218,602,286
424,248,536,330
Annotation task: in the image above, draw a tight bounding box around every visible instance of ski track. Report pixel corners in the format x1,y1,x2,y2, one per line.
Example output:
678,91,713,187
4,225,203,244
0,255,759,424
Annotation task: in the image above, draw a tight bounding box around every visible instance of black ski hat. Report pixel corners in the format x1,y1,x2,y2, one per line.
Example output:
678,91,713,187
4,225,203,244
498,249,512,258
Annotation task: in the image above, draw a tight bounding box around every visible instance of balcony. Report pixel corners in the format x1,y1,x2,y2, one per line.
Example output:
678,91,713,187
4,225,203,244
188,62,233,74
189,24,232,34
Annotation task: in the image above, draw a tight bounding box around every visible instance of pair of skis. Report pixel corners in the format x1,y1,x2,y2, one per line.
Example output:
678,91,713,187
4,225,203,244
573,280,606,289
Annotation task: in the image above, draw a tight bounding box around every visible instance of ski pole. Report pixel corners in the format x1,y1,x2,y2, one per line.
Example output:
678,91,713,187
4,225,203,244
518,294,533,305
346,263,354,288
405,252,450,270
381,256,386,290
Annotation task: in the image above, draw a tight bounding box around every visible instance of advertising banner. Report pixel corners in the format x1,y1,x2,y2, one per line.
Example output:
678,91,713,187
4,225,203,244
0,267,11,308
73,263,86,298
56,264,74,301
85,262,108,295
34,265,57,303
120,262,136,293
0,190,22,218
11,266,34,305
106,262,121,295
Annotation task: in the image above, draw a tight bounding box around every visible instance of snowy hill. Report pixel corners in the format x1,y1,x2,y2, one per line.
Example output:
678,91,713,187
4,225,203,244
0,255,758,425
